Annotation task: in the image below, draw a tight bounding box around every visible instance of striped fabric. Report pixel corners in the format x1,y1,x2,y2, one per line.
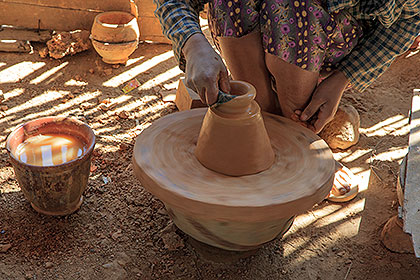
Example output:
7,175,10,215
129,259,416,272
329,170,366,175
153,0,420,92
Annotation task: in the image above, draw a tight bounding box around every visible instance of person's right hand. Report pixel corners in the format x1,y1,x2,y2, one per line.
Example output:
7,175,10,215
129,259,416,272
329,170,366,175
182,33,230,105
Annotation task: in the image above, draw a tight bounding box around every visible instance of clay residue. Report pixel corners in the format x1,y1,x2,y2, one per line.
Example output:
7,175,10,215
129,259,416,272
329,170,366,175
45,30,91,59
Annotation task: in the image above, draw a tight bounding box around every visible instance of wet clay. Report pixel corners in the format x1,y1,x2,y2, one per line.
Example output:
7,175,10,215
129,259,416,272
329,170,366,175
6,117,95,216
195,81,275,176
132,107,335,250
15,133,86,166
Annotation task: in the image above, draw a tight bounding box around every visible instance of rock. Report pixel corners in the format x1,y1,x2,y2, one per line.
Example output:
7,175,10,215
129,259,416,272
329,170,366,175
115,252,131,267
39,47,49,58
319,104,360,150
110,229,122,241
161,232,184,251
46,30,91,59
117,111,130,119
45,262,53,269
380,215,413,254
0,90,4,103
0,105,8,111
102,261,127,280
103,68,112,76
0,243,11,253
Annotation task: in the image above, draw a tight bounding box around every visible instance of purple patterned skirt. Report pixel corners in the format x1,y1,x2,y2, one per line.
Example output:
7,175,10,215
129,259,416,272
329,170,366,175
208,0,363,73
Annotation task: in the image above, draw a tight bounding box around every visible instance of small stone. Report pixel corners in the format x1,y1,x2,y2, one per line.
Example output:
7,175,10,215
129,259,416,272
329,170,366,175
320,104,360,150
112,64,120,69
117,111,129,119
102,261,127,280
161,232,184,251
88,68,95,74
39,47,49,58
68,93,75,98
45,262,53,269
391,262,402,269
102,263,113,268
24,273,34,279
337,251,346,257
99,103,109,111
119,143,128,151
0,243,11,253
0,90,4,103
0,105,8,111
103,68,112,76
90,164,98,172
111,230,122,241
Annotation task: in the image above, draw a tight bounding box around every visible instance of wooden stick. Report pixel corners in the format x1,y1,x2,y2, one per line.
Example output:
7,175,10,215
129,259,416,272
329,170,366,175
0,26,52,42
0,40,32,52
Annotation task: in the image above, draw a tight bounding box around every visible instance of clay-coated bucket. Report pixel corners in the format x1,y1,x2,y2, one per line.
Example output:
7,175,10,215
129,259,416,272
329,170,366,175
6,117,95,216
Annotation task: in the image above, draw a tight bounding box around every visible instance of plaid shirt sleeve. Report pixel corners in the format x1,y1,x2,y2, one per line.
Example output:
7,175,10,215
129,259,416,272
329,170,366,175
338,14,420,92
153,0,206,71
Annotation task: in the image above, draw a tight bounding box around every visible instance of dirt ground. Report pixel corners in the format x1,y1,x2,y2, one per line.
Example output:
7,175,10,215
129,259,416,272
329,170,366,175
1,34,420,279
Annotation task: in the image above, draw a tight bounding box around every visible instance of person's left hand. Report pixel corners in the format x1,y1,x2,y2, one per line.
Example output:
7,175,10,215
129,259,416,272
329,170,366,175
294,70,350,134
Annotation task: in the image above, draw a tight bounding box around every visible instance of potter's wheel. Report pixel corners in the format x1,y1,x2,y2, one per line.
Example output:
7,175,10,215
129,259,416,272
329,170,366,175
133,108,335,223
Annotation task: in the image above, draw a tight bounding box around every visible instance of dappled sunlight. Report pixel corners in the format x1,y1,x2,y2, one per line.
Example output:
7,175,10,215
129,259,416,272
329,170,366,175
333,149,372,163
3,88,25,100
64,79,88,86
139,66,183,90
30,62,69,85
367,146,407,163
283,198,366,263
126,57,144,66
0,90,70,126
0,61,45,83
360,114,409,137
102,51,174,87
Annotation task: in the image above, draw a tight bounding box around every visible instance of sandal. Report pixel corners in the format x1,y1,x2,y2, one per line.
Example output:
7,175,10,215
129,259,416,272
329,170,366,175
327,165,359,203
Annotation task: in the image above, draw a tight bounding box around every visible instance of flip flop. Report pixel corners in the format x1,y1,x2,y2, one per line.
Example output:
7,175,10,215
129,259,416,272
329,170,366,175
327,165,359,203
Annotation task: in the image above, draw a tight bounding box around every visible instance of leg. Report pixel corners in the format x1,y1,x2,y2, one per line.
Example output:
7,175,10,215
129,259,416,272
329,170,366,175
265,53,319,119
217,32,280,114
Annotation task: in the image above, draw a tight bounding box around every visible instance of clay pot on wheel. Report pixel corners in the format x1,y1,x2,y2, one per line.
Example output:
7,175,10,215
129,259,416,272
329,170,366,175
90,11,139,64
195,81,275,176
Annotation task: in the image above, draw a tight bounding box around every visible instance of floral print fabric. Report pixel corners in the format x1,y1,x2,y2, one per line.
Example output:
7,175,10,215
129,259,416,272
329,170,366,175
208,0,363,73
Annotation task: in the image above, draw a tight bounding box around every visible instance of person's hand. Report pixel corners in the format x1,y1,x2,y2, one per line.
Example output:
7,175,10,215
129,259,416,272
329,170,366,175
295,70,349,134
182,33,230,105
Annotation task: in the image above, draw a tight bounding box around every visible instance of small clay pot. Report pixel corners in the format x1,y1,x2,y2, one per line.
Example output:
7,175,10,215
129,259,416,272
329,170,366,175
90,11,140,64
6,117,95,216
195,81,275,176
91,40,138,64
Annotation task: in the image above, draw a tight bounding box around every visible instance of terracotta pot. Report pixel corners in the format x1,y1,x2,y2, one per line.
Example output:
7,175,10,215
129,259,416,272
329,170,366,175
90,11,140,64
6,117,95,216
195,80,275,176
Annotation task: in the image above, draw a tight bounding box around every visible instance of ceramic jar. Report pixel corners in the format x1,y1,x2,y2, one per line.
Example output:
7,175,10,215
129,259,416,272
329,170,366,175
90,11,140,64
195,80,275,176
